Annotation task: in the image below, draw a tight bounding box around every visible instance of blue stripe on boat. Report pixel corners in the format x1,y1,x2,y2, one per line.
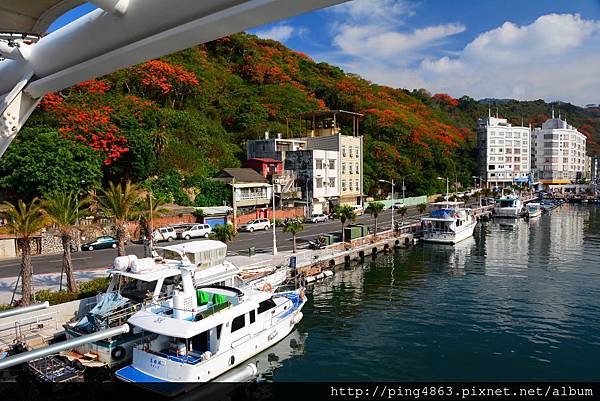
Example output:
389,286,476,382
115,366,167,383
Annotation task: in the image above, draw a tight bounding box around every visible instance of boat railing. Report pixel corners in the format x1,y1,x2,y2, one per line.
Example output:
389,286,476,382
0,310,59,344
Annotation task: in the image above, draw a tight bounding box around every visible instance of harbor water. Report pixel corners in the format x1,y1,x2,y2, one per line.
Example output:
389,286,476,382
265,204,600,381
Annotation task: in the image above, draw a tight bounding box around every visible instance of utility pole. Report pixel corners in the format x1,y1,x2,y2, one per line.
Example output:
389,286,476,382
272,184,277,255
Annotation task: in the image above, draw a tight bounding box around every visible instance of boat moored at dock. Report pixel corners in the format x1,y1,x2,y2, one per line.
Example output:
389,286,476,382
421,202,477,244
493,195,524,218
526,203,542,218
115,285,305,394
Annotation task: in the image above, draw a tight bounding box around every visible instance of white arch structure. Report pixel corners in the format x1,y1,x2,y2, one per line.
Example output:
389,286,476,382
0,0,346,157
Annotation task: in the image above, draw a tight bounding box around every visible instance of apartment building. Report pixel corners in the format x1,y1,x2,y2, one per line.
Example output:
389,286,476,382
532,113,587,185
284,149,339,215
477,114,532,188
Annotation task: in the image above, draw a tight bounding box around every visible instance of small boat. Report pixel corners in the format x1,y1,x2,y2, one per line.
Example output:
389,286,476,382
526,203,542,218
494,195,524,218
115,285,305,395
421,202,477,244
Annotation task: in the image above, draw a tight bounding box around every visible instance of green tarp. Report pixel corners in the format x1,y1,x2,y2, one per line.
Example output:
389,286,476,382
196,290,211,306
212,293,228,305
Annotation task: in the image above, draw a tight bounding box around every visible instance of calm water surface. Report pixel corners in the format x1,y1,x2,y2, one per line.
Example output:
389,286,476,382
263,205,600,381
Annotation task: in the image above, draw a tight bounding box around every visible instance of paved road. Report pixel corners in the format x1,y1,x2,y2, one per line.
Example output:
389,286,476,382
0,208,425,278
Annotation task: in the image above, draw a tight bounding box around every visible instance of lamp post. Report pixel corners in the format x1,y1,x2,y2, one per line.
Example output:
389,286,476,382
437,176,449,202
472,176,482,208
400,173,416,205
378,179,395,232
271,184,277,256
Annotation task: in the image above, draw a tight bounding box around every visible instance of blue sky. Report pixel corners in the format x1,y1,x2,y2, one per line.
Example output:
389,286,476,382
50,0,600,105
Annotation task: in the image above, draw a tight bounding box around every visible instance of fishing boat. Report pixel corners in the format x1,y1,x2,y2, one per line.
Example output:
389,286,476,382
494,195,524,218
63,241,240,368
421,202,477,244
115,284,305,394
526,203,542,219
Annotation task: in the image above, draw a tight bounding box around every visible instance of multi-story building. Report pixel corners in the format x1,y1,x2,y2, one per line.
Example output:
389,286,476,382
246,133,306,162
284,149,339,215
297,110,364,206
532,113,587,185
477,114,532,188
591,156,600,183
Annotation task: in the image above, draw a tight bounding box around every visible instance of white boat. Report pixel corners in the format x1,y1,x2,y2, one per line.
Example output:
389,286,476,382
494,195,524,218
115,284,305,392
526,203,542,218
64,241,240,368
421,202,477,244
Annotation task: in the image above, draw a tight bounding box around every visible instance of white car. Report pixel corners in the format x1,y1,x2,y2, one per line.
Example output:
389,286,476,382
352,204,364,215
152,226,177,242
310,214,328,223
239,218,270,232
179,224,212,240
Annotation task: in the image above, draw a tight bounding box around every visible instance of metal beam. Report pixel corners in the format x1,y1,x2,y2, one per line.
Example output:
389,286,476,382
0,302,49,319
0,324,130,370
89,0,130,15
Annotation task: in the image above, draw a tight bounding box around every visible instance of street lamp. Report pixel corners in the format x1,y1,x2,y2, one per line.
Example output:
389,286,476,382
378,179,395,232
271,184,277,256
437,176,449,201
400,173,416,205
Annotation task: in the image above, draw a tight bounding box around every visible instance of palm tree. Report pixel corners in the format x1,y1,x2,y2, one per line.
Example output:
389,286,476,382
333,205,356,242
365,201,385,235
137,193,167,239
210,223,236,244
482,187,493,199
417,202,428,217
1,199,47,305
97,181,141,256
42,192,86,292
396,205,408,228
283,221,304,253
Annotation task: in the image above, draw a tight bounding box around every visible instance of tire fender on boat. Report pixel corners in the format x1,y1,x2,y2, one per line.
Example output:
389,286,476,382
111,345,126,361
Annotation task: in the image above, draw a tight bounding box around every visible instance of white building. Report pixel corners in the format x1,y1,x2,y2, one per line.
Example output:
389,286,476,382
532,113,587,185
477,114,532,188
283,149,339,215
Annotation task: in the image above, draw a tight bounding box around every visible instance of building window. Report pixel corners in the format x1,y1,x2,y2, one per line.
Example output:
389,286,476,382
349,181,353,191
329,178,336,188
342,163,346,174
349,163,353,174
355,147,359,157
316,159,323,169
342,180,347,191
316,178,323,188
355,179,359,190
329,159,336,169
349,147,353,158
342,146,346,157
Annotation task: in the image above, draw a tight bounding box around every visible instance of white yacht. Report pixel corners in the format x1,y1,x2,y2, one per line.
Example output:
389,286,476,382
115,283,305,391
64,241,240,368
526,203,542,219
494,195,524,218
421,202,477,244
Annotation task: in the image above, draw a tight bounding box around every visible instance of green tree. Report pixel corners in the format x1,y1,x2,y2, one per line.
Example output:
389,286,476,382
417,202,428,217
97,181,141,256
0,128,102,200
1,199,47,305
106,129,157,181
42,191,86,292
210,223,236,244
333,205,356,242
396,205,408,228
194,179,232,207
137,193,167,240
366,201,385,235
283,221,304,253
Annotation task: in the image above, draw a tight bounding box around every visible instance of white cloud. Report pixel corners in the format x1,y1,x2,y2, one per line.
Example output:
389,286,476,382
254,24,295,42
324,8,600,105
332,0,415,24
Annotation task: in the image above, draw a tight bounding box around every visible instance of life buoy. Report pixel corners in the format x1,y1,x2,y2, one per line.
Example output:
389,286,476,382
111,346,126,361
262,283,273,293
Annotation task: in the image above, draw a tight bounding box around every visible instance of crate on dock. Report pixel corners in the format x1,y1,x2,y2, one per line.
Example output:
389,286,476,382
320,234,336,245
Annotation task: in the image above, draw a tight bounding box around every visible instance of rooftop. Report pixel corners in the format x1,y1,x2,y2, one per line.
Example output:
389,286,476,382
292,109,364,120
214,168,269,184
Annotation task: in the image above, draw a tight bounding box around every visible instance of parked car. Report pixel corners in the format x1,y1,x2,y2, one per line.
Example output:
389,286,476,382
81,236,121,251
179,224,212,240
239,218,270,232
152,226,177,242
310,213,328,223
392,202,406,209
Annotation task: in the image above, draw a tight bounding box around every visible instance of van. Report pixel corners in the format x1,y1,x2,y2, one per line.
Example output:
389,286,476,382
352,204,364,215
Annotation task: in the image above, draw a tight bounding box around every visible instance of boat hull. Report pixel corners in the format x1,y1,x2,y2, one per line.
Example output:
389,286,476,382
494,207,522,218
422,222,476,244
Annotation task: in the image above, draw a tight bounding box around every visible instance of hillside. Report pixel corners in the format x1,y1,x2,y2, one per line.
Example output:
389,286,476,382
1,33,599,202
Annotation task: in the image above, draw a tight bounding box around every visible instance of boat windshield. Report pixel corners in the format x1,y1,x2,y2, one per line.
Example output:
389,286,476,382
499,199,516,207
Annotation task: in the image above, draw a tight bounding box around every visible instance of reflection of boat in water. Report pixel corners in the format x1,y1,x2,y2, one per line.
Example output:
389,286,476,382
254,329,306,381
